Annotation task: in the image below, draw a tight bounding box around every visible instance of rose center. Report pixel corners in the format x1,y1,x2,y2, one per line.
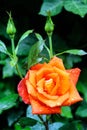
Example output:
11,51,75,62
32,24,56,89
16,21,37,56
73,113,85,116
44,79,55,94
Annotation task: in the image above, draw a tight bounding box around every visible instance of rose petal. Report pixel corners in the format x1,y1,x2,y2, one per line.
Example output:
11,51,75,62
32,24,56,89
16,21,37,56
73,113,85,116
18,78,30,104
28,70,36,87
37,92,69,107
54,67,70,95
45,79,54,94
50,77,60,95
46,73,58,81
26,80,69,107
37,78,45,93
26,80,58,100
30,95,61,114
31,63,44,70
67,68,81,85
62,81,83,106
36,67,53,81
49,56,65,70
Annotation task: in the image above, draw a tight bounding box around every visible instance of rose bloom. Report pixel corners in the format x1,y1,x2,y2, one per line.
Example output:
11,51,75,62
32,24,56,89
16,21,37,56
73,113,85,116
18,56,83,114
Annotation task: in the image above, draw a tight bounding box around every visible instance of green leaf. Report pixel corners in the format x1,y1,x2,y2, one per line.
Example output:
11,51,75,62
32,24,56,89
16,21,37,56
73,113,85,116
15,30,33,54
30,122,45,130
82,0,87,4
61,106,73,118
77,81,87,102
3,58,15,78
26,106,46,122
7,109,23,126
60,49,87,56
15,123,31,130
28,39,44,68
18,117,37,127
26,107,46,129
16,33,38,56
0,40,8,54
0,94,18,114
49,122,64,130
18,30,33,44
76,103,87,117
64,55,81,69
23,127,31,130
64,0,87,17
39,0,63,16
14,123,22,130
59,121,82,130
35,33,44,41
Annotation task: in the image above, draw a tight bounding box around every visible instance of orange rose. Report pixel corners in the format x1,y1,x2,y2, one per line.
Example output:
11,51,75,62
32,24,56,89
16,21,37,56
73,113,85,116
18,56,83,114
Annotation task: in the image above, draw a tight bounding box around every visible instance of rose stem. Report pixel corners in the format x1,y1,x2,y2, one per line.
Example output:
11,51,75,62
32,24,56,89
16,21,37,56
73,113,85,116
48,34,53,59
38,115,49,130
15,64,23,79
10,36,23,79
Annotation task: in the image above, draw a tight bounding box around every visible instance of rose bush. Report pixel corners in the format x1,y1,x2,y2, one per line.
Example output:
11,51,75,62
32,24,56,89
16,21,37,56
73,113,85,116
18,56,83,114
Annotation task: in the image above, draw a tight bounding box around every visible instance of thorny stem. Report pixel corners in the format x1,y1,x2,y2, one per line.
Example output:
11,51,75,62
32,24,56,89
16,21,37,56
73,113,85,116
38,115,49,130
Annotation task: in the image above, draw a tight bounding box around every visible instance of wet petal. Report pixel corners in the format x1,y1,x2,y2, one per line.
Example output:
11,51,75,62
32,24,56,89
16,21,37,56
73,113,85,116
50,77,60,95
45,79,54,94
63,81,83,106
37,78,45,93
36,67,53,81
49,56,65,70
18,78,30,104
67,68,81,85
37,92,69,107
54,67,70,95
30,95,61,114
28,70,36,87
31,63,44,70
27,79,58,100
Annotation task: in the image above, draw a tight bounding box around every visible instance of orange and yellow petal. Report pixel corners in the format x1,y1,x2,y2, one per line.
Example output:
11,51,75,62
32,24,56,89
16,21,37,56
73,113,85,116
63,81,83,106
49,56,65,70
67,68,81,85
30,95,61,114
54,67,70,95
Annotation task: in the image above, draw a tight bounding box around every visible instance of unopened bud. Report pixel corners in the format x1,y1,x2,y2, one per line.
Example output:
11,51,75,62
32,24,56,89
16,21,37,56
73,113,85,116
45,15,54,35
6,12,16,37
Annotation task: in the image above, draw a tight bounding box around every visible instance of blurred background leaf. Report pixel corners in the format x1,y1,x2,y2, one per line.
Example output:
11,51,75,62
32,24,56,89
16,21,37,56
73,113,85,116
0,94,18,114
39,0,63,16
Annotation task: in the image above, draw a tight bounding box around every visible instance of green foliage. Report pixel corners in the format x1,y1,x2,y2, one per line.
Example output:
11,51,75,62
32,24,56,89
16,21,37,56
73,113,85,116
39,0,64,16
0,40,9,55
61,106,73,118
64,55,82,69
64,0,87,18
28,34,44,68
17,33,37,56
59,121,83,130
18,117,37,127
2,58,15,78
0,94,18,114
40,0,87,17
15,30,33,55
61,49,87,56
77,68,87,101
76,102,87,117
